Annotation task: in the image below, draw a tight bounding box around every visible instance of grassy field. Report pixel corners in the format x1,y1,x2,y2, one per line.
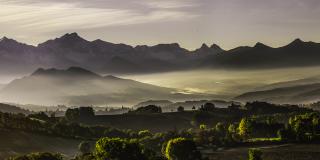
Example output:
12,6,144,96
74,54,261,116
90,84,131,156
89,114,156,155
0,129,81,159
207,144,320,160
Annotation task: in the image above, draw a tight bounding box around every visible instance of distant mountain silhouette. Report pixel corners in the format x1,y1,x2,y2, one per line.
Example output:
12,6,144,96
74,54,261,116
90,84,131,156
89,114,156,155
32,67,100,78
1,33,320,74
201,39,320,69
0,67,216,106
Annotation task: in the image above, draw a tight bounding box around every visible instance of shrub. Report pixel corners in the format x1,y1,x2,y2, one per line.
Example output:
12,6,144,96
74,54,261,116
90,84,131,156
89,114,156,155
78,141,91,155
139,130,153,138
9,152,63,160
248,148,262,160
165,138,201,160
95,138,148,160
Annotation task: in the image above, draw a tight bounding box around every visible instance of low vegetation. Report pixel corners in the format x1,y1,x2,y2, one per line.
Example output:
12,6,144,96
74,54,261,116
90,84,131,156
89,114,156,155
1,101,319,160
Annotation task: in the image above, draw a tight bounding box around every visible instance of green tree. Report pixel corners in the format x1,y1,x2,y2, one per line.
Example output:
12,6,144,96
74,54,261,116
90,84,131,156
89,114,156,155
65,107,95,122
238,118,252,139
165,138,201,160
139,130,153,138
199,103,215,112
65,108,80,121
95,138,148,160
177,106,184,112
248,148,262,160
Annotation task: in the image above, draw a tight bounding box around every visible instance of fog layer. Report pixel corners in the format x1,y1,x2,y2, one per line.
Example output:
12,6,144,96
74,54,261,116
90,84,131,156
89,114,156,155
123,67,320,98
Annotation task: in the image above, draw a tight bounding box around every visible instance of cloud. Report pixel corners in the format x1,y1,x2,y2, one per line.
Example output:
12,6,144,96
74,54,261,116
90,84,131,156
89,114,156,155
0,0,199,33
140,0,199,9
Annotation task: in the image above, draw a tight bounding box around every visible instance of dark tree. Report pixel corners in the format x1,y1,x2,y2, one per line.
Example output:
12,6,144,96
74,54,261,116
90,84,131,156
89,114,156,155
177,106,184,112
199,103,215,112
165,138,202,160
95,138,148,160
65,107,95,121
132,105,162,114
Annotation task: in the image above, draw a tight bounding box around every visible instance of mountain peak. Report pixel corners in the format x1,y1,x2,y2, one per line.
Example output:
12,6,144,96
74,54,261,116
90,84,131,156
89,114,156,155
292,38,303,43
285,38,305,47
31,68,58,76
200,43,209,49
63,32,79,37
0,36,9,42
193,43,223,55
290,38,304,44
210,44,223,51
0,36,16,44
66,66,100,77
91,39,114,46
60,32,85,41
254,42,270,49
31,67,100,78
38,32,88,47
67,66,93,73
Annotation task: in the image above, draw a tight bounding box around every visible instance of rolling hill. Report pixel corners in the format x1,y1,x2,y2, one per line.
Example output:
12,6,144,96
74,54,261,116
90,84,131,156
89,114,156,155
0,67,215,106
0,129,80,159
235,77,320,104
0,103,31,114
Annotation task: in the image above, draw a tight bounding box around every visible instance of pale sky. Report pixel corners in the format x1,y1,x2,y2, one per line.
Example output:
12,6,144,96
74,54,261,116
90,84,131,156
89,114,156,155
0,0,320,50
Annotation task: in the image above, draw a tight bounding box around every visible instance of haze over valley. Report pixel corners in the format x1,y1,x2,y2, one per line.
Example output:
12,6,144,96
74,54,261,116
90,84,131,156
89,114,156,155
1,33,320,106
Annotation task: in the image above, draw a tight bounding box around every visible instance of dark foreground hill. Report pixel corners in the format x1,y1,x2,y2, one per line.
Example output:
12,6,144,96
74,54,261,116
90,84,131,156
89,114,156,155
0,129,80,159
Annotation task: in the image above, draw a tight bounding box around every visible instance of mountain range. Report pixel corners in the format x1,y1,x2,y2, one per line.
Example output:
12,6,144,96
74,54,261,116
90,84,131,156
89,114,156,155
0,67,215,106
1,33,320,75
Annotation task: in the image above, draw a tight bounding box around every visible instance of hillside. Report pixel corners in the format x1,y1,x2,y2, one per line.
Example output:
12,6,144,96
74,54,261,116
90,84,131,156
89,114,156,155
0,103,31,114
235,83,320,104
0,67,215,106
0,129,80,159
256,75,320,91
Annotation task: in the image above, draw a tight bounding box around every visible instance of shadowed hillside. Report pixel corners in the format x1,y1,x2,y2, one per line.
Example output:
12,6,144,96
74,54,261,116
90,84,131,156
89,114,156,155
0,67,216,106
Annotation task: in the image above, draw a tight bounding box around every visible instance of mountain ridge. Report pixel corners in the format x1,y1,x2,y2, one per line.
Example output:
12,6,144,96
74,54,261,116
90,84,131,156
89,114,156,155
1,33,320,74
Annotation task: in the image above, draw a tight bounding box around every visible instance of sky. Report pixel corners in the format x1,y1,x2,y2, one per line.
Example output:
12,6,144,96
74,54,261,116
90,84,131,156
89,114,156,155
0,0,320,50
